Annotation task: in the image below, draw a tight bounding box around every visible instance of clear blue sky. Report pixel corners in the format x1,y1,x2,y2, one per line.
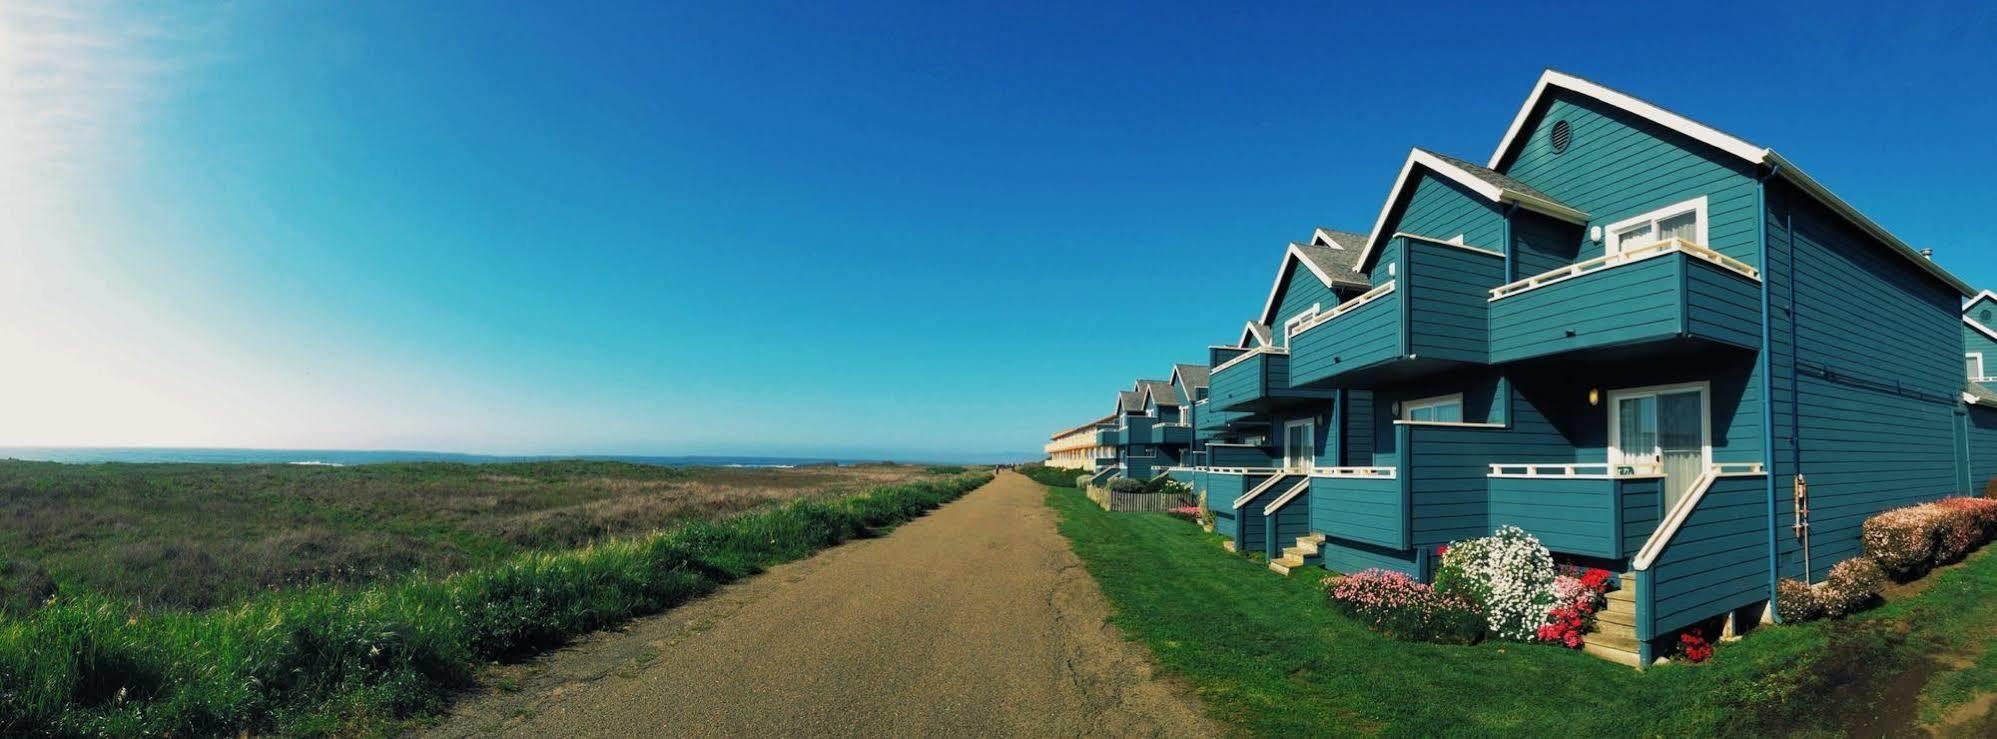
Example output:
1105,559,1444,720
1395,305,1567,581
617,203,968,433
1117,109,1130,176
4,1,1994,461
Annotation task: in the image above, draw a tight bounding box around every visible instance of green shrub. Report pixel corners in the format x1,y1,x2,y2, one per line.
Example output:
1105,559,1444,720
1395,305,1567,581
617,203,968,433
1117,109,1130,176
0,560,55,617
1074,474,1093,490
1016,464,1083,488
1775,578,1826,622
1107,477,1145,494
924,465,967,475
0,474,991,736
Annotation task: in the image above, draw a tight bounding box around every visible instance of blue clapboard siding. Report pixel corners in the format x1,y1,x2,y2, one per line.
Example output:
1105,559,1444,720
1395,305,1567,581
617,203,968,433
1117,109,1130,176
1641,476,1768,637
1208,353,1267,411
1405,238,1504,363
1496,87,1762,268
1343,391,1376,465
1403,425,1498,548
1766,179,1964,581
1386,169,1506,261
1273,258,1336,330
1208,444,1277,468
1205,472,1249,540
1195,402,1249,438
1488,476,1662,560
1968,407,1997,492
1289,289,1401,386
1486,252,1760,363
1509,209,1583,284
1318,538,1421,577
1313,475,1404,549
1232,475,1280,555
1967,297,1997,365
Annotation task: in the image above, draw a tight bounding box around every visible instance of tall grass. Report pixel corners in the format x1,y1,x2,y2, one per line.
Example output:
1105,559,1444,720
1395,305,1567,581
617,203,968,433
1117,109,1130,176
0,473,990,736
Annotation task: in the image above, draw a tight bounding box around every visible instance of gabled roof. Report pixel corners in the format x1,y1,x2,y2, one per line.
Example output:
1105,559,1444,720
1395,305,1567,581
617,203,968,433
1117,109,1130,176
1170,363,1210,393
1965,382,1997,409
1136,379,1180,408
1051,413,1118,440
1487,68,1972,297
1116,390,1143,414
1242,229,1373,345
1966,290,1997,342
1354,148,1588,271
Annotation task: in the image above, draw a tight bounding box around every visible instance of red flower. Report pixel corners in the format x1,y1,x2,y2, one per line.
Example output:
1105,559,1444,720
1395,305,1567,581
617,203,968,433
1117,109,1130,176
1679,632,1713,663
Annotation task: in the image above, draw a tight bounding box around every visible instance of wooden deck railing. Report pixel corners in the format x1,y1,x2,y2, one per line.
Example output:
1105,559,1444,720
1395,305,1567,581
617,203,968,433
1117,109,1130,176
1288,280,1397,338
1487,462,1665,479
1488,239,1759,301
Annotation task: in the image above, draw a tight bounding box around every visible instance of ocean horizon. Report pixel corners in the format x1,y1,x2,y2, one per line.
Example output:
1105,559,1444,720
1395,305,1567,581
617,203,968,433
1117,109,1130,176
0,446,998,468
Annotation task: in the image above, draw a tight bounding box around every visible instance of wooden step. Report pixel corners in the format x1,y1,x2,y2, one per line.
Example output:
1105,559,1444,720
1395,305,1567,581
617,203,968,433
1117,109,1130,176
1582,639,1643,668
1282,546,1315,559
1274,554,1306,568
1268,560,1296,576
1288,541,1320,556
1605,586,1635,604
1222,540,1236,553
1591,619,1635,640
1594,606,1636,628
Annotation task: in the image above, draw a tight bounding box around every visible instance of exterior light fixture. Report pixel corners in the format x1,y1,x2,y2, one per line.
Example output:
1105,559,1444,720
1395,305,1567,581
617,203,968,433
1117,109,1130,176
1588,388,1600,406
1589,225,1603,243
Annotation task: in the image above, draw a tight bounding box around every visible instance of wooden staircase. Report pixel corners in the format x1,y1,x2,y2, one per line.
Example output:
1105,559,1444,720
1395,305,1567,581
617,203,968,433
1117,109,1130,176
1583,573,1644,668
1267,533,1326,576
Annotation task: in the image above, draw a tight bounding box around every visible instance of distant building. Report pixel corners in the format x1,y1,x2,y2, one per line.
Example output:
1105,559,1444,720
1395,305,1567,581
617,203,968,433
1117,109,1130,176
1044,414,1116,470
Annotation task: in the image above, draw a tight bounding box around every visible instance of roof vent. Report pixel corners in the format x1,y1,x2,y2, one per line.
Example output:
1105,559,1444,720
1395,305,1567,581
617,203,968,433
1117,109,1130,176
1549,120,1572,154
1920,247,1934,259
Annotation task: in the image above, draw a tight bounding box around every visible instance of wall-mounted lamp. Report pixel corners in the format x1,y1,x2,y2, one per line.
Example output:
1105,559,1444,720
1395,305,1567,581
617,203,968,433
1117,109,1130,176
1587,388,1601,406
1390,402,1402,416
1589,225,1603,243
1387,262,1397,277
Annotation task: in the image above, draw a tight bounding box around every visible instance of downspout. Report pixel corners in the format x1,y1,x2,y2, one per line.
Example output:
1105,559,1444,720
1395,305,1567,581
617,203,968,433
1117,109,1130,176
1499,203,1518,426
1758,163,1784,621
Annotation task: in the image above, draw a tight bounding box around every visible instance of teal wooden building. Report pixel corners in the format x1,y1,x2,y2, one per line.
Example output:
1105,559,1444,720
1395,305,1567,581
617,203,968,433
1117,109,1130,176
1178,69,1983,666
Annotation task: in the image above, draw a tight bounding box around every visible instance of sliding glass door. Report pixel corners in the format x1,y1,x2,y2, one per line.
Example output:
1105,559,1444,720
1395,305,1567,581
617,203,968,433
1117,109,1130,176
1610,384,1709,510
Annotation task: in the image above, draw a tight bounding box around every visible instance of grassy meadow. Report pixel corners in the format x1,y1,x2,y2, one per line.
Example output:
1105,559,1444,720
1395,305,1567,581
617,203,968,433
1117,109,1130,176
0,459,946,613
1040,482,1997,736
0,460,991,735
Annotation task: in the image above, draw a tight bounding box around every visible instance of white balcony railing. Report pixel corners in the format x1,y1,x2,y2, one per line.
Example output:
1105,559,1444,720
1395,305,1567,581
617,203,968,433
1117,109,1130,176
1488,238,1760,302
1309,466,1398,479
1212,345,1283,375
1487,462,1665,479
1289,279,1397,338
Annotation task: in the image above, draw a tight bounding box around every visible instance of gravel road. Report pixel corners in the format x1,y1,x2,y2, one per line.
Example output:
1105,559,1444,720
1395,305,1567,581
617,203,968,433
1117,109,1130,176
431,471,1219,738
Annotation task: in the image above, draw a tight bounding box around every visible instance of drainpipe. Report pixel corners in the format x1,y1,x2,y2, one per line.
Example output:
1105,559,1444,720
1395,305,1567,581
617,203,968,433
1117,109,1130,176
1758,163,1784,622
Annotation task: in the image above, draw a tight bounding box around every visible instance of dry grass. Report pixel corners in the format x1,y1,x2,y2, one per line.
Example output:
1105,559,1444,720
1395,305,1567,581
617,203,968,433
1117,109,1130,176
0,459,948,611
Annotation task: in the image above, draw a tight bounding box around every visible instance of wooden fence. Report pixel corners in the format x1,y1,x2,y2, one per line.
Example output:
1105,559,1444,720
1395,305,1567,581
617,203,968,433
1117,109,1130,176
1085,485,1193,513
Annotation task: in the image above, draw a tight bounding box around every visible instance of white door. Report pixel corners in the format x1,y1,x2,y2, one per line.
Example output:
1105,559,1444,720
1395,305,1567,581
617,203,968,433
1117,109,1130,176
1283,421,1314,471
1611,385,1708,509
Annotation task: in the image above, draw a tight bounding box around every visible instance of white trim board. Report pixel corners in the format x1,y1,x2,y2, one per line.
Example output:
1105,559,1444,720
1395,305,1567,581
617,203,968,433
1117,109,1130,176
1485,69,1972,296
1249,243,1347,341
1601,196,1709,256
1355,148,1590,273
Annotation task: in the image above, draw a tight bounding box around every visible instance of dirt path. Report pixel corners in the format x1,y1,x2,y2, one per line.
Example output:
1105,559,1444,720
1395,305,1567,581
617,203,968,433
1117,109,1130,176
429,472,1219,738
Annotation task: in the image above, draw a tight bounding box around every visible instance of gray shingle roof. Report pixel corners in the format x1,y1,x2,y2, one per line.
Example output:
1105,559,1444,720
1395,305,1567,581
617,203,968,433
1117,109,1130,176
1137,379,1180,407
1172,363,1210,392
1419,148,1579,216
1117,390,1143,414
1293,233,1370,290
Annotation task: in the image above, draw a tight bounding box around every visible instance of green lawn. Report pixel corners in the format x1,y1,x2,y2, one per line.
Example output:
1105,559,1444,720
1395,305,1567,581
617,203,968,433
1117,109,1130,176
1043,484,1997,736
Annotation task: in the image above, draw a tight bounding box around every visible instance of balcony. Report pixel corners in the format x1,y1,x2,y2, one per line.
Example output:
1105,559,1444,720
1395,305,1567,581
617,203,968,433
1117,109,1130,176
1146,423,1193,446
1288,235,1505,388
1309,468,1405,550
1486,463,1665,559
1193,399,1254,437
1208,347,1337,413
1486,239,1762,364
1094,426,1121,447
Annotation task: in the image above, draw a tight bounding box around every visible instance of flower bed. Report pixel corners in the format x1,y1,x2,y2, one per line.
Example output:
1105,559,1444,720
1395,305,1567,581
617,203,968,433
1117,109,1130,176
1322,569,1482,644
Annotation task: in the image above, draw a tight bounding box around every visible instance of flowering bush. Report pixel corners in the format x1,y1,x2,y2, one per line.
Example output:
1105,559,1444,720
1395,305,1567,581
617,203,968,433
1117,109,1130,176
1862,497,1997,580
1434,526,1557,641
1534,570,1612,649
1324,569,1484,644
1775,578,1826,622
1165,505,1202,523
1819,557,1885,615
1679,631,1713,663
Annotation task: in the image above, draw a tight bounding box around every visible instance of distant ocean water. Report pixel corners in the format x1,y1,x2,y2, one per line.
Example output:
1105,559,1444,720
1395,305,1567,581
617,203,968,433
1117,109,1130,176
0,447,879,468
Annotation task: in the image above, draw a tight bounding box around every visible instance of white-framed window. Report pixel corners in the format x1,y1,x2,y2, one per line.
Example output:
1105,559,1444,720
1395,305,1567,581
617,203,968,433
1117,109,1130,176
1401,393,1464,423
1281,304,1321,346
1971,353,1988,382
1603,196,1709,255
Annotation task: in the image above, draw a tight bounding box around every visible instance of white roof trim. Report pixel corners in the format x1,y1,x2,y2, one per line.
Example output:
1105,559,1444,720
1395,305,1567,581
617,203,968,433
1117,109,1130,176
1967,315,1997,343
1311,228,1347,249
1354,149,1588,272
1484,69,1971,296
1251,243,1341,330
1488,69,1766,169
1963,290,1997,313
